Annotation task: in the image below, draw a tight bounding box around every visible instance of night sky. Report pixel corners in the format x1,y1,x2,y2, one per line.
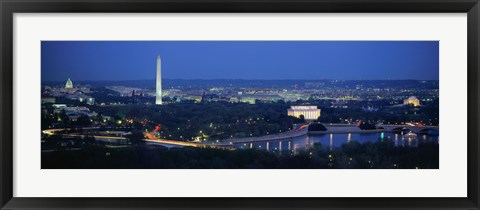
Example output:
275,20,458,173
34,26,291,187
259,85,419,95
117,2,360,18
41,41,439,81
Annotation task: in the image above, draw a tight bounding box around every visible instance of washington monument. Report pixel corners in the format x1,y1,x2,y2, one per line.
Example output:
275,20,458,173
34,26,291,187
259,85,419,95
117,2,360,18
155,55,162,105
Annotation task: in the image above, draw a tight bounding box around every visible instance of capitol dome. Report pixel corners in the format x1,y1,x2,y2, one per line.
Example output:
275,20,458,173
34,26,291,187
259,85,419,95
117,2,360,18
65,78,73,89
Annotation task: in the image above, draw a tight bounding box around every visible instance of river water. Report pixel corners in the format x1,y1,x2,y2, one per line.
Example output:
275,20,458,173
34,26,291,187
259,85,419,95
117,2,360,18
231,132,439,153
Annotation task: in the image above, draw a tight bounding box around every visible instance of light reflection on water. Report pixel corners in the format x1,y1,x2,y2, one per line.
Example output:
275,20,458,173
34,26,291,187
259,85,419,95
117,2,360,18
232,132,439,154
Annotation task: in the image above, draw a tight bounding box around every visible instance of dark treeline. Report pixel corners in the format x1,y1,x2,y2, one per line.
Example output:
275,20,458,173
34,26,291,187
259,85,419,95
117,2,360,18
75,99,438,142
42,139,439,169
317,100,439,125
95,102,296,141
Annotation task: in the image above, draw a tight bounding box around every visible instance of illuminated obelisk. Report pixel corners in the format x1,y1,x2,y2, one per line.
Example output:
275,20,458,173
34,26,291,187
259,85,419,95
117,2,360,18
155,55,162,105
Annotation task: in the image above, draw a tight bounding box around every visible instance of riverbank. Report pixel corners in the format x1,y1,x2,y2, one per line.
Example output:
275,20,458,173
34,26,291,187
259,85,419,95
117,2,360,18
42,140,439,169
310,124,385,134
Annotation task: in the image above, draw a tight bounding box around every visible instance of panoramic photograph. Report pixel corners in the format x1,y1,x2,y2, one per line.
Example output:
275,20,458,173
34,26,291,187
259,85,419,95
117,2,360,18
41,41,439,169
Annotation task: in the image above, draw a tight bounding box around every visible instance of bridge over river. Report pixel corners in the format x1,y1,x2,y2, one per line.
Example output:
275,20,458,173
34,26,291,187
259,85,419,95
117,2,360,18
203,124,439,147
203,125,309,147
378,124,439,133
43,124,438,149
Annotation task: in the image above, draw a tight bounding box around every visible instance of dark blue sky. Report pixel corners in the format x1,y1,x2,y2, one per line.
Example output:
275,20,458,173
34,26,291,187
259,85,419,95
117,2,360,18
41,41,438,81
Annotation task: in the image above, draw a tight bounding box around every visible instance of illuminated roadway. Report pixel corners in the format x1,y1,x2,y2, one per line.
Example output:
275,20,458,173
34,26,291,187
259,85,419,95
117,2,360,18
144,138,207,148
43,127,128,140
42,127,211,148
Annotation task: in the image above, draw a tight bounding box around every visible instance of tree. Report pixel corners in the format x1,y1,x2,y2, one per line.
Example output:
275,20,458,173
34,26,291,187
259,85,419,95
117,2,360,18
308,123,327,131
75,115,91,127
82,135,96,144
359,123,377,130
126,130,145,145
299,115,305,123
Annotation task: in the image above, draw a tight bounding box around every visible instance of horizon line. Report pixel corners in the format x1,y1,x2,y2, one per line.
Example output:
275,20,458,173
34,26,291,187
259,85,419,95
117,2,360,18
42,78,440,82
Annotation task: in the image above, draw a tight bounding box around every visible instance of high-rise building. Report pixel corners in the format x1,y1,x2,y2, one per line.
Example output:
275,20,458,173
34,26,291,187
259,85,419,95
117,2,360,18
287,106,321,121
155,55,162,105
65,78,73,89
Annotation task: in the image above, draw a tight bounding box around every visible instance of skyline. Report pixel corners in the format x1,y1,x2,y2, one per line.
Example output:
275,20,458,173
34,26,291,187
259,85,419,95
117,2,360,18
42,78,440,83
41,41,439,81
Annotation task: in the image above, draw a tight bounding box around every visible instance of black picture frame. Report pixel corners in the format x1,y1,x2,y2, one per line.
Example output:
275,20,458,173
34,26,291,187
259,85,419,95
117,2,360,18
1,0,479,209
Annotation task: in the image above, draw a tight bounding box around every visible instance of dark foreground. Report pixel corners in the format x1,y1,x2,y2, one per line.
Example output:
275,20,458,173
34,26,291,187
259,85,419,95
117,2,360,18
42,140,439,169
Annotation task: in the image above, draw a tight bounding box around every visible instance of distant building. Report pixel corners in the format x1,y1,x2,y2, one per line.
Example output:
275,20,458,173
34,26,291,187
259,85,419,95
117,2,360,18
305,82,325,88
65,78,73,89
86,97,95,105
287,106,321,121
106,86,145,97
52,104,67,109
184,95,203,103
229,97,240,103
53,105,97,120
237,94,283,104
65,93,95,105
278,91,309,102
41,97,56,104
404,96,420,107
362,106,379,112
331,100,348,109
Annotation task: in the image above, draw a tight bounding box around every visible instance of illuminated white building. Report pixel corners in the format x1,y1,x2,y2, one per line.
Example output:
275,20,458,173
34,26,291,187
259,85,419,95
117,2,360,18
155,55,162,105
287,106,321,121
65,78,73,89
403,96,420,107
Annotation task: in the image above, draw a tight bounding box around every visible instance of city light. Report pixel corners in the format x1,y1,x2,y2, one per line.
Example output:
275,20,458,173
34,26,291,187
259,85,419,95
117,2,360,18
40,41,439,170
